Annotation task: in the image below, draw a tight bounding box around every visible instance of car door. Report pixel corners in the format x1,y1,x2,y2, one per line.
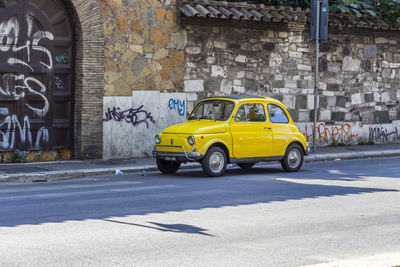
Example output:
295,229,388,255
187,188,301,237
229,102,272,158
267,103,292,156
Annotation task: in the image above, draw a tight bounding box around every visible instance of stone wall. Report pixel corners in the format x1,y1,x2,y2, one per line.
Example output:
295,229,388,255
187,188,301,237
98,1,400,157
183,24,400,145
99,0,186,94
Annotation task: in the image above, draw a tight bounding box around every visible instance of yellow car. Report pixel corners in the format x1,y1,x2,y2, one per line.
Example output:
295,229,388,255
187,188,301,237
153,95,308,177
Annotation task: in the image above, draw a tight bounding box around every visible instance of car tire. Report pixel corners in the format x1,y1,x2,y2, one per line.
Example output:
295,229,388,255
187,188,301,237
281,143,304,172
201,146,227,177
156,158,181,174
237,163,255,170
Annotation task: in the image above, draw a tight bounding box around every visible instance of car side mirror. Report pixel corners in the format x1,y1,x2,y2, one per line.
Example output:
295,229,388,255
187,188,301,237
234,115,241,122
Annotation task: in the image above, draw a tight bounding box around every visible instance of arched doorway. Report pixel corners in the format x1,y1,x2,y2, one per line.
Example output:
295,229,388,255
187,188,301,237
0,0,74,153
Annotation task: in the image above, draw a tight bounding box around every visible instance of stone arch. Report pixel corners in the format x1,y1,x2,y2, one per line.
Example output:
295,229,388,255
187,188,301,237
64,0,104,159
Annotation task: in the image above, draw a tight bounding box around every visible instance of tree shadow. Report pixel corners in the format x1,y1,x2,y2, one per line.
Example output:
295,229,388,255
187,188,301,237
102,219,214,236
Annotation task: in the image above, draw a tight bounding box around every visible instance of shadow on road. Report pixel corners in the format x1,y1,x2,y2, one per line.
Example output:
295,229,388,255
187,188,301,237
0,158,399,227
102,219,214,236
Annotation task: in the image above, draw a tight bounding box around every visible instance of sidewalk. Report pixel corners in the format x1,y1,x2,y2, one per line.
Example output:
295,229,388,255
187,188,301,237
1,143,400,182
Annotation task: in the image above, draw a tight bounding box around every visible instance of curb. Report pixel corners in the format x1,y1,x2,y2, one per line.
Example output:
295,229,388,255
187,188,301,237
305,149,400,162
1,150,400,182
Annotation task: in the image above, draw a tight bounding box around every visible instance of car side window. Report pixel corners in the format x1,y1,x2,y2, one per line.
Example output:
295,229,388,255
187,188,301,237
235,103,266,122
268,104,289,123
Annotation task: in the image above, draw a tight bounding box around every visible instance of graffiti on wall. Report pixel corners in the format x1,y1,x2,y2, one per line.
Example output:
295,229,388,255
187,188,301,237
0,111,49,150
369,126,400,142
103,105,156,128
302,123,358,144
168,98,186,117
0,16,53,150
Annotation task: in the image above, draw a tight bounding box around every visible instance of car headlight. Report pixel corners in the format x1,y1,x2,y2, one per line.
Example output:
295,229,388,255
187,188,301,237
187,136,195,145
155,134,161,144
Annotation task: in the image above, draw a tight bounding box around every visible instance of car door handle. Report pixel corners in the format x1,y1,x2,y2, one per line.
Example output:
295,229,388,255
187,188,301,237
264,127,272,130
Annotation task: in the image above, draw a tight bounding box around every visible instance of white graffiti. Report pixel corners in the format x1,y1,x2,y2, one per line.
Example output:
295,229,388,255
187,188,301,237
0,74,49,117
55,76,65,90
0,15,54,150
0,16,54,71
0,109,49,150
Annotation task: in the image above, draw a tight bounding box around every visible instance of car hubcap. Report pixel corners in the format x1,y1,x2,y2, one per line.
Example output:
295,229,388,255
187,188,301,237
288,149,301,168
210,151,224,173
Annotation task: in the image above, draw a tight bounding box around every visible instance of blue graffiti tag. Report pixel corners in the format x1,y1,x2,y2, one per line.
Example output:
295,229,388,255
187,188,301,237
168,98,185,117
55,53,69,64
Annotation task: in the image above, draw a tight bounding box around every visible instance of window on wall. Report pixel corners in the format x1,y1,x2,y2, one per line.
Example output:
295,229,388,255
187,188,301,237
235,103,266,122
268,104,289,123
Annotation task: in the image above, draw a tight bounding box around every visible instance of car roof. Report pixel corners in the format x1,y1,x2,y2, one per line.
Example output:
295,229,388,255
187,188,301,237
202,95,282,104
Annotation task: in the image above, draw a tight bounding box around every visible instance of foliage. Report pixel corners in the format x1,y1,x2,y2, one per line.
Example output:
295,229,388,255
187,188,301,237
226,0,400,26
357,141,375,145
329,140,347,147
8,149,28,163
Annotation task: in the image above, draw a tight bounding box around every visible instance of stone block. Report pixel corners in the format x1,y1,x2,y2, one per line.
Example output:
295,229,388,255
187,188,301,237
298,110,309,122
320,109,331,121
363,45,377,59
319,96,327,108
211,65,227,78
362,93,373,103
287,109,298,122
204,79,220,92
327,84,340,91
220,79,232,94
184,80,204,92
336,96,346,107
116,16,128,33
150,27,169,48
289,51,302,59
233,85,245,93
170,50,185,66
351,93,362,105
374,111,390,123
170,31,187,50
263,43,275,51
307,95,314,109
186,47,201,55
235,55,247,63
331,112,345,121
297,80,308,88
295,95,307,109
244,79,258,91
298,64,311,71
342,56,361,72
214,41,226,49
283,95,295,109
327,96,336,107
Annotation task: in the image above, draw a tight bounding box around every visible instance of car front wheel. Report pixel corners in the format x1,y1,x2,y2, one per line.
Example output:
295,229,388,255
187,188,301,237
201,146,227,177
156,158,181,174
281,143,304,172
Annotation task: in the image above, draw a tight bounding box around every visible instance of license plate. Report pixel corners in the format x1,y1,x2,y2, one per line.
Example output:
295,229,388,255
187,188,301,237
165,157,176,161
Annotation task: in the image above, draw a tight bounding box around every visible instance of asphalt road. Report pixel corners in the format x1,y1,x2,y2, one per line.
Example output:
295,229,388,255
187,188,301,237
1,157,400,266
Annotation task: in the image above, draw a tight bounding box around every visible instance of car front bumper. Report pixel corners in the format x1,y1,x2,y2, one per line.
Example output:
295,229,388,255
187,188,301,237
153,145,203,161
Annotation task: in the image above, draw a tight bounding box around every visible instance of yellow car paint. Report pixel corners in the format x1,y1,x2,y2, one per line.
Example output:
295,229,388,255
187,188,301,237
154,96,307,162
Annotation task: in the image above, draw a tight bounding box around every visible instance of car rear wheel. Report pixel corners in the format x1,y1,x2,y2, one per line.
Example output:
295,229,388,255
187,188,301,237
237,163,255,170
281,143,304,172
201,147,227,177
156,158,181,174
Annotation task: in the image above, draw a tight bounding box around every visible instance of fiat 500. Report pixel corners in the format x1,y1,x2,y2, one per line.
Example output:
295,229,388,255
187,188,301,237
153,95,308,177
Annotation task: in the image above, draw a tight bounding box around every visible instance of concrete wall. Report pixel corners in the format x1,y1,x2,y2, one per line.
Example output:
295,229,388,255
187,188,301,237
103,91,186,159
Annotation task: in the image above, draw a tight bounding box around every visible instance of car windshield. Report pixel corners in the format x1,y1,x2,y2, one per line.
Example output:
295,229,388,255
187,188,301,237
188,100,235,121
